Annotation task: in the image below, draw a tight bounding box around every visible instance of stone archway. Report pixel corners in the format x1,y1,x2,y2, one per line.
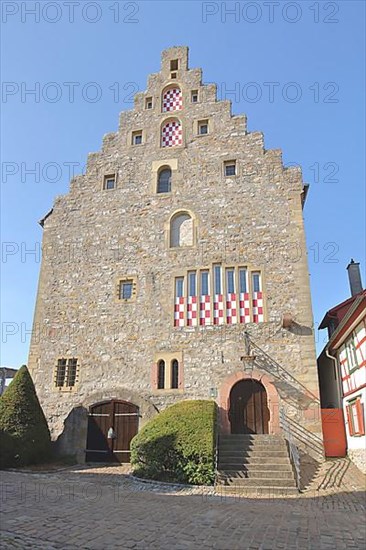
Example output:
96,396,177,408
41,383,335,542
218,370,280,435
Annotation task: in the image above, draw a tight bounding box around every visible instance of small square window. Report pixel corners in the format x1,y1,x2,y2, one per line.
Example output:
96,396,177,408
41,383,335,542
118,278,136,301
224,161,236,177
198,120,209,135
132,131,143,145
145,97,153,110
191,90,198,103
103,175,116,190
170,72,177,79
170,59,179,71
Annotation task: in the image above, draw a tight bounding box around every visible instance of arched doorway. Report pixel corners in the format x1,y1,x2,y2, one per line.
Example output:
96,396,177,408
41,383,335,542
86,400,139,463
229,379,270,434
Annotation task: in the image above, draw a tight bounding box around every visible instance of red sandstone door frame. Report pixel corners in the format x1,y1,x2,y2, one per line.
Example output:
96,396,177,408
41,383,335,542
219,370,280,435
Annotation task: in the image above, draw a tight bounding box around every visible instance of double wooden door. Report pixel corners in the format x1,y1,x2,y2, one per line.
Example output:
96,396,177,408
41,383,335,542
86,400,139,463
229,379,269,434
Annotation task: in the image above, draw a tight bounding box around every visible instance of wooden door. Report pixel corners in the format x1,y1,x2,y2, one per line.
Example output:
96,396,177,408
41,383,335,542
86,400,139,463
229,380,269,434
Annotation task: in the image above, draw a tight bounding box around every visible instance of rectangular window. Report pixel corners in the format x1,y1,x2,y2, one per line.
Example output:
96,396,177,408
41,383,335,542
346,338,358,371
252,272,261,292
347,397,365,436
226,268,235,294
175,277,184,298
132,131,143,145
120,281,133,300
103,175,116,190
188,271,196,297
55,358,78,389
198,120,208,135
224,161,236,177
145,97,153,109
170,59,179,71
239,268,248,293
191,90,198,103
66,358,78,387
214,265,222,295
55,359,66,387
200,271,209,296
118,278,136,301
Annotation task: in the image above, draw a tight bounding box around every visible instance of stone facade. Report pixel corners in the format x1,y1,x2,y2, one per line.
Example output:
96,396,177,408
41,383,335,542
28,47,323,467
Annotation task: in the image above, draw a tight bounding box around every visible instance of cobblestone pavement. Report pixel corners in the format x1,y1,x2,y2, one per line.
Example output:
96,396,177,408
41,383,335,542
1,459,365,549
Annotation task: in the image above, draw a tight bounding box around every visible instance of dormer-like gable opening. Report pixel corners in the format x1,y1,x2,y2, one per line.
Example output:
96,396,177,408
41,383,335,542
162,85,183,113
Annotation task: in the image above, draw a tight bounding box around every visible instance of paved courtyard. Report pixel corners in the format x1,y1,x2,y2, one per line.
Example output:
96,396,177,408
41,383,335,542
1,459,365,549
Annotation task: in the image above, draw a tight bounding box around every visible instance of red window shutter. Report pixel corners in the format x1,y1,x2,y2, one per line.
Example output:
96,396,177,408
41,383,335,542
356,399,365,436
346,405,354,436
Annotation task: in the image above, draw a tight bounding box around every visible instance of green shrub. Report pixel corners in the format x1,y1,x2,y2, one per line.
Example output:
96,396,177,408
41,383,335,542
0,365,52,468
131,400,216,485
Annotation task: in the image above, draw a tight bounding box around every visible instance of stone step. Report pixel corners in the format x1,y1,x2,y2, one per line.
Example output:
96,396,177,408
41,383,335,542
217,469,294,479
215,485,299,497
216,475,296,488
218,461,292,471
218,449,288,457
219,435,285,442
217,453,290,464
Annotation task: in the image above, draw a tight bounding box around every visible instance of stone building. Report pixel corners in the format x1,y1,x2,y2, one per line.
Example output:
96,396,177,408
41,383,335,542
28,47,323,473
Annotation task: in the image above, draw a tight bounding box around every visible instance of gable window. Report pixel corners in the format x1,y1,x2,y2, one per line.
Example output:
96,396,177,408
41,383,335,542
198,120,208,135
200,270,209,296
170,59,179,71
214,264,222,295
55,358,78,389
224,161,236,177
145,97,153,109
103,175,116,190
162,87,182,113
226,268,235,294
132,131,143,145
191,90,198,103
161,119,182,147
171,359,179,389
157,167,172,193
170,212,193,247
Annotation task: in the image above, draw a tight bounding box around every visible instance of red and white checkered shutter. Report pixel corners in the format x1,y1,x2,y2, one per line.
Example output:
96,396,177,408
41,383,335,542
226,293,237,325
187,296,198,327
174,296,185,327
161,120,183,148
239,293,251,324
200,295,211,326
252,272,264,323
162,87,183,112
213,295,224,325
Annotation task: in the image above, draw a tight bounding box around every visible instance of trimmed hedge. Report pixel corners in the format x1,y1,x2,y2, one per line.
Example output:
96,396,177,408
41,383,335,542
131,400,216,485
0,365,52,468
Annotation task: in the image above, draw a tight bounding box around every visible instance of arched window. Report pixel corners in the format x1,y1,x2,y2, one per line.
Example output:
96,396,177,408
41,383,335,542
170,212,193,247
157,360,165,389
162,87,182,112
171,360,179,389
157,167,171,193
161,119,182,148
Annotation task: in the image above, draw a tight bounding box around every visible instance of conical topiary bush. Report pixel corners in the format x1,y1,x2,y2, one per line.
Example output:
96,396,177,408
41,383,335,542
0,365,51,468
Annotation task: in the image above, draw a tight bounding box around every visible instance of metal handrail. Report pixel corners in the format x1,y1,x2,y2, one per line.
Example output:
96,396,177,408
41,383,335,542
279,406,301,490
214,403,220,486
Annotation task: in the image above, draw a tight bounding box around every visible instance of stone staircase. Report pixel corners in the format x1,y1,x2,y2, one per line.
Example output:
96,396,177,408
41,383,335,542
216,434,299,496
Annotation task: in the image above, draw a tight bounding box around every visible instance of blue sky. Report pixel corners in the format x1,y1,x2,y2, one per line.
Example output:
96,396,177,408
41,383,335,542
1,0,365,367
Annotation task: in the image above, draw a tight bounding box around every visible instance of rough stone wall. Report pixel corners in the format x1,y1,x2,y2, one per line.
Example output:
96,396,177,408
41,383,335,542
28,46,323,463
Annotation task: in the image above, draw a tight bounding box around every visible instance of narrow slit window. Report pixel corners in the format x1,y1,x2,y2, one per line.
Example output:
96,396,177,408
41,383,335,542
239,269,248,293
175,277,184,298
214,265,222,295
226,269,235,294
200,271,209,296
157,360,165,389
145,97,153,109
252,272,261,292
188,271,196,297
191,90,198,103
171,359,179,389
